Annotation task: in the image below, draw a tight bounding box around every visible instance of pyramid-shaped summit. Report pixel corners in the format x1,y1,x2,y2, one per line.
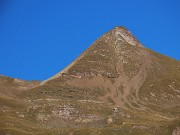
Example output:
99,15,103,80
1,26,180,135
32,25,180,116
36,26,155,108
42,26,145,84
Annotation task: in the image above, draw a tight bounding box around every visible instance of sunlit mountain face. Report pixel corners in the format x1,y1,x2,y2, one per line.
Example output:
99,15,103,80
0,27,180,135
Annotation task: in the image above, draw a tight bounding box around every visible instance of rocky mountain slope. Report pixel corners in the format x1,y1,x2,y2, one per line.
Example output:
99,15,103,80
0,26,180,135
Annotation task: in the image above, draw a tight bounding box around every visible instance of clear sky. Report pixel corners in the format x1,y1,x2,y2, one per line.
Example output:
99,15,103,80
0,0,180,81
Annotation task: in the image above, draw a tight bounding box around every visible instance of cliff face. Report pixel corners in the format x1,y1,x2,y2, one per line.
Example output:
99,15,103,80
0,27,180,135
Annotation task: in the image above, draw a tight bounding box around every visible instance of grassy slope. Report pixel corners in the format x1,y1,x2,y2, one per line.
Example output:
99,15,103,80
0,44,180,134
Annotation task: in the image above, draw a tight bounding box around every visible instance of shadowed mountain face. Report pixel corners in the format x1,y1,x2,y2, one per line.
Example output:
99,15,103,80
0,27,180,135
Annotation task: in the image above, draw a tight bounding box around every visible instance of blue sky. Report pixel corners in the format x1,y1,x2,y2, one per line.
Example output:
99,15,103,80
0,0,180,80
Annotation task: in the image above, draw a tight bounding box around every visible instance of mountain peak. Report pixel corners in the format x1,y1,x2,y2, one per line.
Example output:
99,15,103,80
41,26,145,84
104,26,143,48
1,26,180,135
